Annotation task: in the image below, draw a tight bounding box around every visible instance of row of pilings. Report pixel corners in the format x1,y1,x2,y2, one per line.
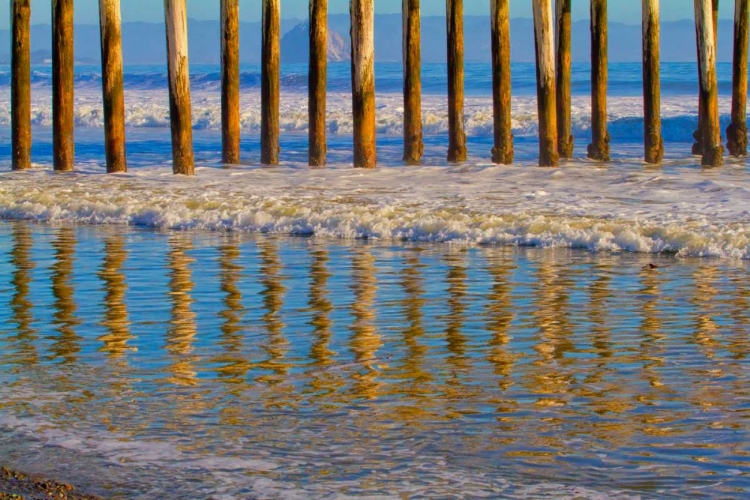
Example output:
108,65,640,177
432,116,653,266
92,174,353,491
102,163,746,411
8,0,750,175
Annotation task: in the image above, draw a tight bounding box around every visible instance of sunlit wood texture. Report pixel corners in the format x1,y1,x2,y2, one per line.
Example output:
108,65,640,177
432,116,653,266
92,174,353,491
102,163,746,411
446,0,467,162
164,0,195,175
350,0,377,168
99,0,127,173
403,0,424,164
695,0,724,166
588,0,610,161
221,0,240,164
727,0,749,156
309,0,328,166
262,0,280,165
490,0,513,164
642,0,664,164
555,0,573,158
11,0,31,171
52,0,75,171
693,0,719,155
532,0,559,166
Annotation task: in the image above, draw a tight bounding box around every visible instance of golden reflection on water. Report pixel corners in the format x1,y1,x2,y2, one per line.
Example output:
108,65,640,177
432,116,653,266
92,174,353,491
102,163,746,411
9,223,37,366
383,250,433,423
637,265,669,402
98,234,134,358
213,234,251,384
530,252,574,408
307,243,344,401
165,234,198,386
398,251,430,388
691,264,720,359
3,227,750,495
443,251,469,378
309,243,334,366
485,249,516,395
349,244,382,400
256,238,290,387
49,227,81,364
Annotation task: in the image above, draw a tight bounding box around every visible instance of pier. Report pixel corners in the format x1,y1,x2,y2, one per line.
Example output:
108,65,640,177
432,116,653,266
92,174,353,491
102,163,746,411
6,1,750,173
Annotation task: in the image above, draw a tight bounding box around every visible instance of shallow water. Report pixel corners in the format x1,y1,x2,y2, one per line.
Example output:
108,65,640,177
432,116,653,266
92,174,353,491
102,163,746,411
1,57,750,498
0,222,749,498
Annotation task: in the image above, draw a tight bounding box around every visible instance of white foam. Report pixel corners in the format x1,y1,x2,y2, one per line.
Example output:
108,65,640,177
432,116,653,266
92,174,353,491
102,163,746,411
1,159,749,259
0,409,642,499
0,88,722,140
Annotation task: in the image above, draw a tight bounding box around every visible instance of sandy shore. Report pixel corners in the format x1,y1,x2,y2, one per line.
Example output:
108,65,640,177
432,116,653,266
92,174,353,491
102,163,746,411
0,467,102,500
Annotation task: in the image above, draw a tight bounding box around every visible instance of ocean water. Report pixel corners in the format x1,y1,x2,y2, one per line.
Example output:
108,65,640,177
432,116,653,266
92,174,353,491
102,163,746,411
0,62,739,141
0,62,749,498
0,222,749,499
0,62,748,259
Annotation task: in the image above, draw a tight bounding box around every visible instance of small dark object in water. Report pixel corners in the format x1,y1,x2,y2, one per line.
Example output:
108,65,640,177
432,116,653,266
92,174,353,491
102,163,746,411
643,263,659,270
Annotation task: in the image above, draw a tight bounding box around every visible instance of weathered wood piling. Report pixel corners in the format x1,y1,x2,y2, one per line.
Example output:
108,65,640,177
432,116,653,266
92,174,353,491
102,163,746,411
695,0,724,166
11,0,31,171
446,0,468,162
727,0,749,156
309,0,328,166
164,0,195,175
490,0,514,164
52,0,75,172
642,0,664,164
262,0,280,165
221,0,240,165
403,0,424,164
99,0,127,173
555,0,573,159
588,0,610,162
350,0,377,168
532,0,559,167
693,0,720,155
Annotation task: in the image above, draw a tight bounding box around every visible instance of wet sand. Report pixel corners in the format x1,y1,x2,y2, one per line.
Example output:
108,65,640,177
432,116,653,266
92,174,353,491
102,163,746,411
0,467,102,500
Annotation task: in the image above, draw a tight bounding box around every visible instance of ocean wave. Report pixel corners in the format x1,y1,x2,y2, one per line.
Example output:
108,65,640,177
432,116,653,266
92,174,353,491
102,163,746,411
1,163,749,259
0,89,732,142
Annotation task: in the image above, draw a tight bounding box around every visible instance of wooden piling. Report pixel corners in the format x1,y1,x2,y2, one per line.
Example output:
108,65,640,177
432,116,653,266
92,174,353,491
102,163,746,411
588,0,610,162
11,0,31,171
642,0,664,164
221,0,240,165
309,0,328,166
727,0,749,156
403,0,424,164
446,0,467,162
695,0,724,166
99,0,127,173
164,0,195,175
555,0,573,159
52,0,75,172
262,0,280,165
350,0,377,168
693,0,719,155
490,0,514,164
532,0,559,167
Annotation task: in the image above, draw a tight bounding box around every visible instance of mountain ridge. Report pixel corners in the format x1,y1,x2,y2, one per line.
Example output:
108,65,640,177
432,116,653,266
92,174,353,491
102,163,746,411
0,16,737,65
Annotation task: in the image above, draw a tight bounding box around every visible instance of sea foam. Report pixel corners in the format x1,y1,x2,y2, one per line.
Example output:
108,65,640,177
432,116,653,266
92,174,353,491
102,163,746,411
0,88,723,142
1,161,749,259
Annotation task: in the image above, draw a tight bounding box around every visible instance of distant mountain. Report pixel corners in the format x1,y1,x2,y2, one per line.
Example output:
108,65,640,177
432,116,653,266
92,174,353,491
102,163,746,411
0,16,737,66
280,22,348,64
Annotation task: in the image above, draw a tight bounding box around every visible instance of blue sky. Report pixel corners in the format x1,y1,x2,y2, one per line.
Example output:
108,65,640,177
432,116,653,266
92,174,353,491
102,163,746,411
1,0,736,26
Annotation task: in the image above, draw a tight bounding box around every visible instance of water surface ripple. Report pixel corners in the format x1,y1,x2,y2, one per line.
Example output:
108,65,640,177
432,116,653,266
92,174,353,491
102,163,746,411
0,223,749,498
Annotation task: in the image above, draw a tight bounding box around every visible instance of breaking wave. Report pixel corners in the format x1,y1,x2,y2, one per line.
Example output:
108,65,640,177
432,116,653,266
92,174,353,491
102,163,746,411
1,162,749,259
0,87,736,142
